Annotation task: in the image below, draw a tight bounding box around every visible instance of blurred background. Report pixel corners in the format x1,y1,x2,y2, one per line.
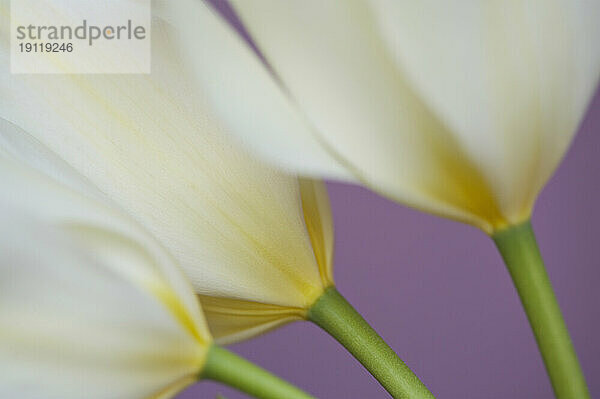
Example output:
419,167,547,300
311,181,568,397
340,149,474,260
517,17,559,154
179,2,600,398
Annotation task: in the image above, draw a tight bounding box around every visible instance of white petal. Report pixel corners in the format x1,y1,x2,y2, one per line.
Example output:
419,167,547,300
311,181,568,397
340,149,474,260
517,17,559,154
199,180,335,343
0,118,103,199
207,0,600,232
0,136,210,344
299,179,334,285
0,5,327,312
154,0,353,181
212,0,504,231
367,0,600,220
0,195,209,398
198,295,305,345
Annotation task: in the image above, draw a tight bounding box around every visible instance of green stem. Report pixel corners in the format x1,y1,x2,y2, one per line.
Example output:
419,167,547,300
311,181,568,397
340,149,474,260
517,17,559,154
307,287,435,399
201,345,315,399
492,221,589,399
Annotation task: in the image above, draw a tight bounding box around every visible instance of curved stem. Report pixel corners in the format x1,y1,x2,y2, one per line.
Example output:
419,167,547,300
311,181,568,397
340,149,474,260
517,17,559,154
307,287,435,399
492,221,589,399
201,345,315,399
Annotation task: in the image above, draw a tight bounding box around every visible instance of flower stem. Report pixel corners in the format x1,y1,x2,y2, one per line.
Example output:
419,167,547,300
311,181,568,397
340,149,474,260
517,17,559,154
492,221,589,399
201,345,316,399
307,287,435,399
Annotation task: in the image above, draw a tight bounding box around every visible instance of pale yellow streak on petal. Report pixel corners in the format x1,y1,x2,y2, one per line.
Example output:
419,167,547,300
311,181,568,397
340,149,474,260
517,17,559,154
415,121,510,234
64,224,211,349
148,281,210,347
198,295,305,344
299,178,334,286
0,325,205,373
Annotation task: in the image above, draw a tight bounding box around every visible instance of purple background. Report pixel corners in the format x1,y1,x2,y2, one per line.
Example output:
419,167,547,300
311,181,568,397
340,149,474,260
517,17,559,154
179,3,600,398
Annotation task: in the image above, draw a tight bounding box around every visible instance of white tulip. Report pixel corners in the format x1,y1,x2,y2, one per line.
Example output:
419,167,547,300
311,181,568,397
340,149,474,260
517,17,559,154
0,151,212,399
182,0,600,234
0,148,318,399
0,4,333,344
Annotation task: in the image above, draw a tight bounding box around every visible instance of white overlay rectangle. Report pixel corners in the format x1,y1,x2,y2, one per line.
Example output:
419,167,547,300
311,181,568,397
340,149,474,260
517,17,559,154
10,0,151,74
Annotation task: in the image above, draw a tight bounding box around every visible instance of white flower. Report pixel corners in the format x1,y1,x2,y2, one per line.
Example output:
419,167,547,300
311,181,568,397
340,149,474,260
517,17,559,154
0,3,333,343
178,0,600,233
0,146,212,399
